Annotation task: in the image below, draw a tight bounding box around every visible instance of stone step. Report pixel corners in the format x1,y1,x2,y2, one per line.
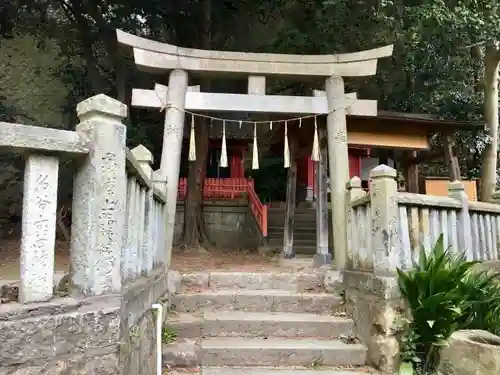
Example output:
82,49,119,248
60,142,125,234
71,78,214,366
268,208,316,213
163,339,200,367
167,312,203,339
267,214,317,219
267,232,317,239
267,219,317,225
167,312,354,339
267,223,316,229
263,246,318,256
262,245,318,255
171,290,342,314
267,217,317,223
267,225,316,236
204,311,353,338
180,271,325,292
268,238,317,246
201,337,367,366
201,368,378,375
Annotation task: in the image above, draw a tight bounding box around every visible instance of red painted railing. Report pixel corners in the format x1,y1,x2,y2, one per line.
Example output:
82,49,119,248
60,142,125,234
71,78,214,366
246,180,268,237
177,177,268,237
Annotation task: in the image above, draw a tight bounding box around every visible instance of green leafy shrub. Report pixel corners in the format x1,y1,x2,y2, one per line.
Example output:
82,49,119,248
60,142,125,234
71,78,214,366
398,234,500,373
397,237,474,370
397,234,499,372
460,269,500,335
161,326,177,344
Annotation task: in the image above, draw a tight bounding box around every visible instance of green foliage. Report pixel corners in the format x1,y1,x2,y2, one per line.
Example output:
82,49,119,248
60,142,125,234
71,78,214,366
398,235,500,373
3,0,498,178
161,326,177,344
247,157,287,203
461,269,500,335
399,361,415,375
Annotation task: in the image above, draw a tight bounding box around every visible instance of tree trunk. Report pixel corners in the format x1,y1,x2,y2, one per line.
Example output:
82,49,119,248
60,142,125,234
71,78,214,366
181,118,210,248
180,0,212,249
480,47,500,201
282,135,297,259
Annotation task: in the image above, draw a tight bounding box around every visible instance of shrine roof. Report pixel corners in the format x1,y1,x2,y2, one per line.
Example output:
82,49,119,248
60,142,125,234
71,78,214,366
196,111,482,141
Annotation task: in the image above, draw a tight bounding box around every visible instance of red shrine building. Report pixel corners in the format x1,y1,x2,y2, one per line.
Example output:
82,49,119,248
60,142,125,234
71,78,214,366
176,114,401,203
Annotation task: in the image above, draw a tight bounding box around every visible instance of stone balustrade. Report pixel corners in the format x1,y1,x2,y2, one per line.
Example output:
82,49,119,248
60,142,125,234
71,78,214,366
0,121,91,303
0,94,172,375
123,146,167,282
346,164,500,274
0,94,168,303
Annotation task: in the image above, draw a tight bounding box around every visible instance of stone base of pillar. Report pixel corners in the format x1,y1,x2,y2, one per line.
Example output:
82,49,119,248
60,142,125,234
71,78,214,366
313,252,332,267
306,187,314,202
281,246,295,259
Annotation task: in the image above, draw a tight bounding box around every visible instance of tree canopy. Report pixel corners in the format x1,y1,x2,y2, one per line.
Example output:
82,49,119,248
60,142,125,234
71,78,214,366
0,0,497,180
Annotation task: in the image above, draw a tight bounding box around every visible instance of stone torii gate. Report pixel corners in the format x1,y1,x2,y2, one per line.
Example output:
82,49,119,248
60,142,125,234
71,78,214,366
117,29,393,268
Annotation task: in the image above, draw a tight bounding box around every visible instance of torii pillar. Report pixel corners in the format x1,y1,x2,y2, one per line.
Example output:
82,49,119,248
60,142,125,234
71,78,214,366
325,76,349,269
117,29,393,270
158,70,188,263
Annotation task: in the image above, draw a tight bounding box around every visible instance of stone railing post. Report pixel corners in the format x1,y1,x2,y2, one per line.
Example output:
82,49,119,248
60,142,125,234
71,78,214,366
131,145,154,274
152,170,169,268
346,176,366,269
132,144,154,180
19,155,59,303
448,181,473,259
71,94,127,296
492,190,500,204
369,165,399,275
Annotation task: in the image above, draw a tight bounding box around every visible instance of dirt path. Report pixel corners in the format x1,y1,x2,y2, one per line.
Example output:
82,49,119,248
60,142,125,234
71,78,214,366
0,240,312,282
0,239,69,282
170,247,313,273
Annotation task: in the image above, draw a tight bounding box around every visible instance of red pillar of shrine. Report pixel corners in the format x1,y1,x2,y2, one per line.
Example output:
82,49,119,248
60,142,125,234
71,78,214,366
230,147,245,178
301,150,362,201
306,156,314,201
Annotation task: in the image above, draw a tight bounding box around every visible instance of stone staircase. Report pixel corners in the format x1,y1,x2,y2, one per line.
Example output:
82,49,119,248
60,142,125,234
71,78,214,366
164,269,375,374
267,207,320,255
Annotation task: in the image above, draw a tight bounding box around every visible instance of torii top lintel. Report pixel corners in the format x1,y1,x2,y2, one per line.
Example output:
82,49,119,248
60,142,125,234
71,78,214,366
116,30,393,78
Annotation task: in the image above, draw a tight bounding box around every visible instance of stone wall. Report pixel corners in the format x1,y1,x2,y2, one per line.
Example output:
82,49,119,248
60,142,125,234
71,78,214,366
119,268,170,375
344,270,404,373
0,268,171,375
0,94,175,375
174,199,264,249
0,295,122,374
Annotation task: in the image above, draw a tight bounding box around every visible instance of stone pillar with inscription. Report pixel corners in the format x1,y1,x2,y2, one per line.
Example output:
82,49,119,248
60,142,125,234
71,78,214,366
19,155,59,303
71,94,128,296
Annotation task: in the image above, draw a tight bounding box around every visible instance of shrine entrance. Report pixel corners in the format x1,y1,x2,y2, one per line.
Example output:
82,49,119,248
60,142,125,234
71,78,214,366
117,29,393,268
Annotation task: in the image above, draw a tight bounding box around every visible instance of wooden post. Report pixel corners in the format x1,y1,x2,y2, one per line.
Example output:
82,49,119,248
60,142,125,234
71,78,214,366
307,156,315,202
314,127,331,266
325,76,349,269
282,135,297,259
403,150,419,193
443,133,461,181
